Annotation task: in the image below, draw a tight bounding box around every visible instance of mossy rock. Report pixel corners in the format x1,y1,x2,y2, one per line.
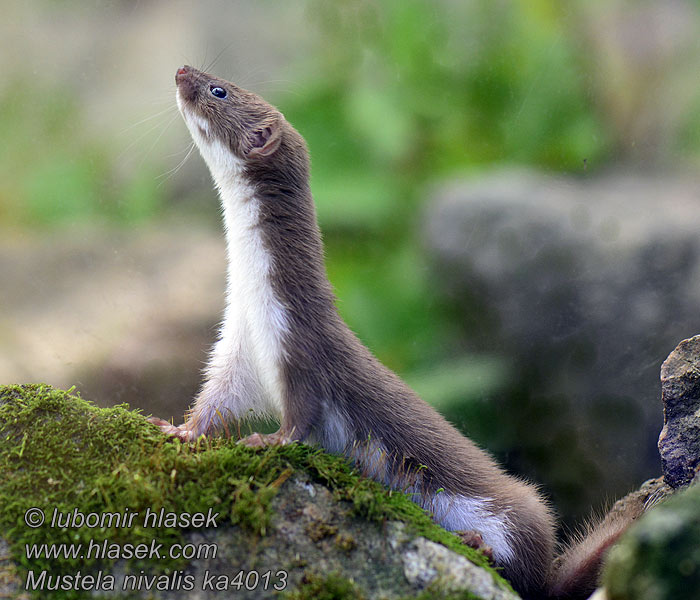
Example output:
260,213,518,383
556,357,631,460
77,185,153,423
604,482,700,600
0,384,516,600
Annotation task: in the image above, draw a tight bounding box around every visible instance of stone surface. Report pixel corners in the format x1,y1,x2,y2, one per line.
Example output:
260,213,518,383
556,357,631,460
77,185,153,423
2,476,515,600
0,539,28,600
0,385,513,600
394,532,516,599
424,170,700,517
658,335,700,488
104,476,518,600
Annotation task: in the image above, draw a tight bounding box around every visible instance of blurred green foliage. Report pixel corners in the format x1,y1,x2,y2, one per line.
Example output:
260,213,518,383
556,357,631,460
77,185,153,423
0,82,164,227
278,0,611,414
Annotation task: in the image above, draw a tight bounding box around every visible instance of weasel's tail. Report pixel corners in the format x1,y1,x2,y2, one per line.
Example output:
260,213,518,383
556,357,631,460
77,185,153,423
546,513,631,599
545,478,671,599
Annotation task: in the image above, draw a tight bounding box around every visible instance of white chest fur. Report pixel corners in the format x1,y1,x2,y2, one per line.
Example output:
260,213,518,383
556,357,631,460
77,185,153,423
216,172,289,417
178,100,288,430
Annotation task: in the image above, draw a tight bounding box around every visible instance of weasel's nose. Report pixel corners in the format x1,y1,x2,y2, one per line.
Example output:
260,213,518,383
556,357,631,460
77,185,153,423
175,66,197,103
175,65,191,84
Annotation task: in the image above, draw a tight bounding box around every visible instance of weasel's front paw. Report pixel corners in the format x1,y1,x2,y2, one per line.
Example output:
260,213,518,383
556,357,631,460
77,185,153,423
238,430,290,448
456,530,494,563
148,417,198,442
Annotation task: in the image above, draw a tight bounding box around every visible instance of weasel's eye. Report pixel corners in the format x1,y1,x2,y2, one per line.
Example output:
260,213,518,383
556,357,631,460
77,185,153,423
210,86,227,99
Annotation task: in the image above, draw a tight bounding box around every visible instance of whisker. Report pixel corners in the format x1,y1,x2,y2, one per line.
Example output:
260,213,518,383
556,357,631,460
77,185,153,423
200,43,210,72
247,80,304,97
116,111,178,163
156,141,197,186
202,42,236,74
161,142,196,160
179,52,193,68
135,111,180,170
235,66,267,89
119,104,177,135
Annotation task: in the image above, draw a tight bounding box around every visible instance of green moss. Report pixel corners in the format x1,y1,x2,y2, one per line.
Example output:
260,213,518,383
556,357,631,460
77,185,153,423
333,532,357,552
284,572,484,600
0,384,302,598
305,520,338,542
411,588,482,600
299,443,497,573
0,384,511,598
283,571,366,600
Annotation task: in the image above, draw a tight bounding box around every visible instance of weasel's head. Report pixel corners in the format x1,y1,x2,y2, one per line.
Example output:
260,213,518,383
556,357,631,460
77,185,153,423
175,65,308,183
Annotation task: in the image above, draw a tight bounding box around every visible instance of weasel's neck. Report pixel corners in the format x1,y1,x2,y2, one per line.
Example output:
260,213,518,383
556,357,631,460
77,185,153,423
233,168,338,322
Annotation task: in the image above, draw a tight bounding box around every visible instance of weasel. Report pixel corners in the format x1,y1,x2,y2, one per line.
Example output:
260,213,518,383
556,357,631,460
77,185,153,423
150,65,625,599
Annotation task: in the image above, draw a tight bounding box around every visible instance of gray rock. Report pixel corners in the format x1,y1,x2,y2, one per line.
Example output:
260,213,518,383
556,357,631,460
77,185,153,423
0,384,513,600
658,335,700,488
392,529,517,599
0,538,28,600
103,476,518,600
424,170,700,517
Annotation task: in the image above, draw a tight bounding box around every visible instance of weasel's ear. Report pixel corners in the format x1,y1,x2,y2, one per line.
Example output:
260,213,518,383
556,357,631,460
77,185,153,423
248,120,282,158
